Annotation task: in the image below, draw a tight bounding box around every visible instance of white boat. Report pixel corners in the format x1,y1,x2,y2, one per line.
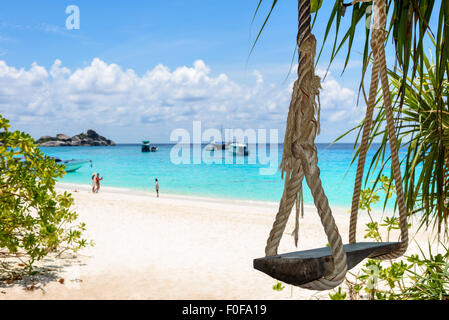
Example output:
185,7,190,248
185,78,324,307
213,125,228,150
204,143,216,151
226,142,249,156
205,141,229,151
53,157,92,172
212,141,228,150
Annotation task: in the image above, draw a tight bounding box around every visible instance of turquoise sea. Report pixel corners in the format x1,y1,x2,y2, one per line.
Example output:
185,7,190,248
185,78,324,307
41,143,397,209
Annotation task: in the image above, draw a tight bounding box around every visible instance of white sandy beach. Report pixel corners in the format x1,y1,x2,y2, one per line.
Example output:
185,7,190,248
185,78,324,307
0,183,441,300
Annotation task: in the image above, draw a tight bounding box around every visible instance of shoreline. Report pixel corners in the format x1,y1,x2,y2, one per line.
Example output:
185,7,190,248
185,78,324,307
57,182,281,209
56,182,394,216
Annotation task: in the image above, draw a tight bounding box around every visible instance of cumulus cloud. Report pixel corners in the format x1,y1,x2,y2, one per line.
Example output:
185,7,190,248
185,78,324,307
320,76,355,109
0,58,360,142
315,68,363,124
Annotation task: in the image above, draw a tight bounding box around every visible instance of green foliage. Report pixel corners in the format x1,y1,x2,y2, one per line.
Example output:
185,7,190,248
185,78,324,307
311,0,323,13
252,1,448,101
337,40,449,236
272,281,285,291
346,245,449,300
330,179,449,300
329,287,346,300
250,0,278,56
359,188,379,211
320,1,448,109
0,115,90,274
364,222,381,241
252,1,447,234
380,217,401,233
401,245,449,300
251,0,324,56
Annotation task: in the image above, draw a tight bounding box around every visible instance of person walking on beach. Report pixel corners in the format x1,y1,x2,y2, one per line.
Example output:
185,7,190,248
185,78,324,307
91,173,97,193
155,178,159,198
95,173,103,193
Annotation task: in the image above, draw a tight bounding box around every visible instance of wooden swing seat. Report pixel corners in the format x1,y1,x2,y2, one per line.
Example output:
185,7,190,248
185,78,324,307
253,242,401,287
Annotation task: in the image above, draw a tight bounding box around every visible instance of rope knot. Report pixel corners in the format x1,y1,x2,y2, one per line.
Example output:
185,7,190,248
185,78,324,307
298,34,316,54
312,75,321,95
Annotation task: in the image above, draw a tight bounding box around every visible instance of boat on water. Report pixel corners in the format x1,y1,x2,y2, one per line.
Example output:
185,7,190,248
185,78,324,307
204,141,230,151
212,141,228,150
52,157,92,172
213,125,228,150
142,140,158,152
142,141,150,152
226,142,249,156
204,142,215,151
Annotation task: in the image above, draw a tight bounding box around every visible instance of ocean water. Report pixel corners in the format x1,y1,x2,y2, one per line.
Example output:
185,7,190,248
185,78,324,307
40,143,397,209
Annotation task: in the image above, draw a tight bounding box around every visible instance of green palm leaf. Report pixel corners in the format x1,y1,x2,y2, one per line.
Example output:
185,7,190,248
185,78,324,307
337,35,449,235
252,1,448,235
252,0,448,107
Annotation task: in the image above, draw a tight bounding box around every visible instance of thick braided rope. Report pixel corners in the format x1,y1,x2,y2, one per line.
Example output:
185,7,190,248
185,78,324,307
265,0,312,258
349,30,382,243
292,97,347,290
265,0,347,290
349,0,408,259
265,159,305,257
376,25,408,259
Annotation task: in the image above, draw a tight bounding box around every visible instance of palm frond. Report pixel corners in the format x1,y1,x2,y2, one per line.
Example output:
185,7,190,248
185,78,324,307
252,0,448,107
336,34,449,236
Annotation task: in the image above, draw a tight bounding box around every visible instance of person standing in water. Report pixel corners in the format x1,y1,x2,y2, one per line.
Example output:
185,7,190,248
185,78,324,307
95,173,103,193
155,178,159,198
91,173,97,193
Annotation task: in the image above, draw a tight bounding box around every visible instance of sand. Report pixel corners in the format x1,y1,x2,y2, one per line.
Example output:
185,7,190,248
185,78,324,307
0,183,441,300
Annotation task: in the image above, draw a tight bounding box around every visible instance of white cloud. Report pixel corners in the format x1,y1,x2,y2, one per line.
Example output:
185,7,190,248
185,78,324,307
316,68,356,109
0,59,361,142
314,68,364,125
320,77,355,109
253,70,263,85
328,110,347,122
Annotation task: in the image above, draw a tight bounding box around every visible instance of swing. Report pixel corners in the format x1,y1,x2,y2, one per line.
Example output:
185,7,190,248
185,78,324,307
253,0,409,291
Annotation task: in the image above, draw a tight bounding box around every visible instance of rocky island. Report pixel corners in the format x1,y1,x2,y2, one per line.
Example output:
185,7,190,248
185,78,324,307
37,129,116,147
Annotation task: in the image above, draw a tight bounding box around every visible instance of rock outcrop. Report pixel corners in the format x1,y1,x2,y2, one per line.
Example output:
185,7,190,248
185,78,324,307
37,130,116,147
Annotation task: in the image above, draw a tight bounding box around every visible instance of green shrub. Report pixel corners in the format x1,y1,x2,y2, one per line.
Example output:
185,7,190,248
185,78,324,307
330,176,449,300
0,115,90,274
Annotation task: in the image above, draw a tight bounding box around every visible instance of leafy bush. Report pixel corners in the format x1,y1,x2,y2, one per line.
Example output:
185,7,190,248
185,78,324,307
272,282,285,291
400,246,449,300
0,115,90,274
329,177,449,300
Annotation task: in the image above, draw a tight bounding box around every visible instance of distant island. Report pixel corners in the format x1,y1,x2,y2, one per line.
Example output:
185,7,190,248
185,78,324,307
37,129,116,147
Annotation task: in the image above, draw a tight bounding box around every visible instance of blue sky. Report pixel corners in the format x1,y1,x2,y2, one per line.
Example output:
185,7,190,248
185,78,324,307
0,1,440,143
